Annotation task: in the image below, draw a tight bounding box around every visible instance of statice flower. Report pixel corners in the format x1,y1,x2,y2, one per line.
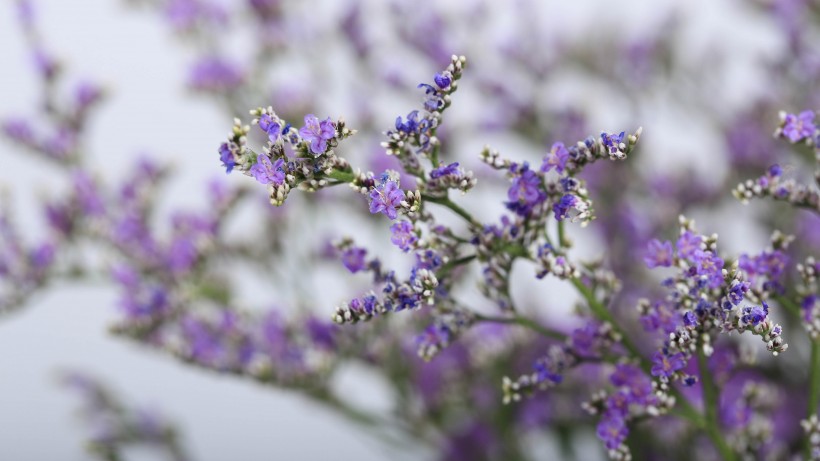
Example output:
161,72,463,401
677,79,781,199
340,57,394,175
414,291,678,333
651,350,686,379
779,110,816,143
341,247,367,273
553,193,590,223
298,114,335,155
257,113,283,143
218,142,235,174
506,163,545,216
540,142,570,173
249,154,285,186
601,131,626,159
390,221,417,252
644,239,673,268
369,176,405,220
676,230,702,260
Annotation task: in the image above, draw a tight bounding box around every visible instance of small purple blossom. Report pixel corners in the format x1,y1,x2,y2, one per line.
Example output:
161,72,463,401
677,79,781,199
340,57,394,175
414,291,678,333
506,164,545,216
644,239,673,268
390,221,417,252
249,154,285,186
597,413,628,450
218,142,235,174
369,179,404,220
430,162,460,179
298,114,335,155
433,72,451,89
601,131,625,155
395,110,422,134
258,114,283,143
552,194,581,221
541,142,570,173
676,231,702,260
341,247,367,273
651,351,686,378
692,250,724,289
741,302,769,327
782,110,816,143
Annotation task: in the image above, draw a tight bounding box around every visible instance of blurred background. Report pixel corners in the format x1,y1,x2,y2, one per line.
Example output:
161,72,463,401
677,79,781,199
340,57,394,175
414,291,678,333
0,0,817,460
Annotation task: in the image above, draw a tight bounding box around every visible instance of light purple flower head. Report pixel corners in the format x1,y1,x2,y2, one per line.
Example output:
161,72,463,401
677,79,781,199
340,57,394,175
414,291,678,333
298,114,335,155
369,178,404,220
249,154,285,186
390,221,417,252
644,239,673,268
782,110,816,143
541,142,569,173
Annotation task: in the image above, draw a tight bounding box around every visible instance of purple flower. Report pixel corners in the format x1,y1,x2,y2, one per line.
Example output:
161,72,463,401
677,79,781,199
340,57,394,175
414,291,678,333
541,142,570,173
298,114,335,155
395,110,422,134
369,179,404,220
553,194,583,221
430,162,460,179
257,114,283,143
676,231,702,260
601,131,625,155
741,302,769,327
341,247,367,273
249,154,285,186
644,239,673,268
651,351,686,378
218,142,235,174
506,164,545,216
692,250,724,289
390,221,417,252
597,413,628,450
782,110,816,143
433,72,451,89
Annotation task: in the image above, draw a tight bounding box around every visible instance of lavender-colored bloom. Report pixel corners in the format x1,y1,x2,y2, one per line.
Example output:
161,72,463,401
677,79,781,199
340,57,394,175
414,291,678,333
430,162,460,179
601,131,625,155
651,351,686,378
692,250,724,288
341,247,367,273
640,301,680,334
395,110,422,134
553,194,579,221
73,171,105,216
298,114,335,155
257,114,283,143
676,231,702,260
541,142,569,173
597,412,628,450
782,110,816,142
218,142,235,174
369,179,404,220
249,154,285,185
30,242,55,270
741,302,769,327
2,118,35,144
433,72,451,89
506,164,545,216
644,239,673,268
390,221,417,252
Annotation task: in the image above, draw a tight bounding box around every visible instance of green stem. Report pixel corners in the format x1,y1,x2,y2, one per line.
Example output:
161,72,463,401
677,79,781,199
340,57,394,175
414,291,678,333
474,313,565,340
697,349,737,461
557,220,567,249
436,254,476,278
808,340,820,457
421,194,481,227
